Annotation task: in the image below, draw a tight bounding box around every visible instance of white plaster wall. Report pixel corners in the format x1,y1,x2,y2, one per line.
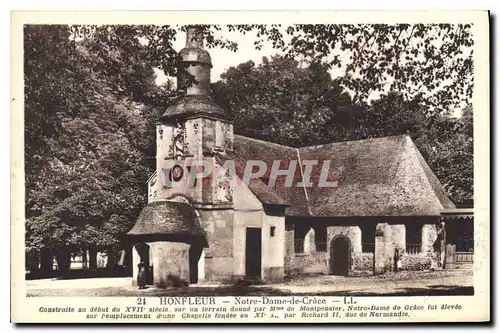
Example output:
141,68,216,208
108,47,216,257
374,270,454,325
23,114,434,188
157,124,173,167
262,213,285,270
391,224,406,251
232,182,263,277
232,179,263,211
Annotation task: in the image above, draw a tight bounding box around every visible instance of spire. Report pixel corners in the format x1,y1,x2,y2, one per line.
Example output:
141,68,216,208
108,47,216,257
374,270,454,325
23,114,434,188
185,26,204,48
177,26,212,96
161,26,227,122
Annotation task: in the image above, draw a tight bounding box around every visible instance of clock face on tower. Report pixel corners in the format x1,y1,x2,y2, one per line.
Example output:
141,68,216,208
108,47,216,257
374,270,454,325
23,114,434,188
169,165,184,182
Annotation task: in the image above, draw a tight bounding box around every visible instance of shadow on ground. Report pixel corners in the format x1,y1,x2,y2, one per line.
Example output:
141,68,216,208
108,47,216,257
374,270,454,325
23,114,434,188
300,286,474,296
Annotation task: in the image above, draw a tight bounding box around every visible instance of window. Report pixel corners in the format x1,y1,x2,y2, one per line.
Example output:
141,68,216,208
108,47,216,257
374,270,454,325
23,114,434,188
270,226,276,237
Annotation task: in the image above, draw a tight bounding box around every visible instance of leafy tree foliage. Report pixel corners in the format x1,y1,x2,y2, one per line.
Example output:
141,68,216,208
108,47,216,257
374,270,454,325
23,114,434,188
24,25,171,274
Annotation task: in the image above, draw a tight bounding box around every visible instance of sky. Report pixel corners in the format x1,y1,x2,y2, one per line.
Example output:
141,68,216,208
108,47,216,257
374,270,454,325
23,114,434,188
153,29,286,85
153,27,468,117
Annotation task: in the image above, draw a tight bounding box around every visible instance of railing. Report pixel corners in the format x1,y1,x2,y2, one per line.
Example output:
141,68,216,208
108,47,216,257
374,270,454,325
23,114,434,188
147,171,157,203
406,244,421,255
294,239,304,254
455,252,474,263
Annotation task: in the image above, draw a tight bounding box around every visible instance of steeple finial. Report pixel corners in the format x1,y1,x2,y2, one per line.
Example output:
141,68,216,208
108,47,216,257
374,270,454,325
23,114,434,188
185,26,204,48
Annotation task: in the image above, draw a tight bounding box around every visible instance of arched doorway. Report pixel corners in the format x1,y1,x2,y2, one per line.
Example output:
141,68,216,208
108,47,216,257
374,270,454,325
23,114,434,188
330,236,351,276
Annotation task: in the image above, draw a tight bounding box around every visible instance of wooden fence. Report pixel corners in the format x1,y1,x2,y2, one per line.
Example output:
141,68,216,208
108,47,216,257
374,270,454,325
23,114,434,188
454,251,474,263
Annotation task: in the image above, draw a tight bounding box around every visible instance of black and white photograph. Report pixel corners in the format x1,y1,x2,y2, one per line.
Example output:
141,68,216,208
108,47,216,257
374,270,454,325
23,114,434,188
10,10,489,323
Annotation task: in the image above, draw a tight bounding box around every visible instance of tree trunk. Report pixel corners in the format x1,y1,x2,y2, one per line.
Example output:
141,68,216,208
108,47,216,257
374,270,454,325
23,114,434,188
25,251,40,273
55,248,71,277
39,248,53,277
106,246,118,269
89,247,97,270
82,248,88,269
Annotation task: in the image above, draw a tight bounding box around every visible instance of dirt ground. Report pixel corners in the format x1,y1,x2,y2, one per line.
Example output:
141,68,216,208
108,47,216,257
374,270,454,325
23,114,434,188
26,269,473,297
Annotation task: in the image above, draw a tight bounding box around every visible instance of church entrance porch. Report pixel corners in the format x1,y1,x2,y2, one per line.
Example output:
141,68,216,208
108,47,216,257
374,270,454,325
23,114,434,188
245,228,262,279
330,235,351,276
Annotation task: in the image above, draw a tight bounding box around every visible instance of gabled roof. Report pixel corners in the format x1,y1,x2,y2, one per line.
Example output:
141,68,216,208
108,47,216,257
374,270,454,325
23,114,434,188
232,135,309,214
231,134,455,217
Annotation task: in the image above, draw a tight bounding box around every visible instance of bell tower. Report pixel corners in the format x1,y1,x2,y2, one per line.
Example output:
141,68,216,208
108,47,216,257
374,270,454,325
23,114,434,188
128,26,235,287
155,25,234,207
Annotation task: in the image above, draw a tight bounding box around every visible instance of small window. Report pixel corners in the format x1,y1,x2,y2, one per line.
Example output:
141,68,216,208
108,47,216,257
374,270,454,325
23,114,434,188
270,226,276,237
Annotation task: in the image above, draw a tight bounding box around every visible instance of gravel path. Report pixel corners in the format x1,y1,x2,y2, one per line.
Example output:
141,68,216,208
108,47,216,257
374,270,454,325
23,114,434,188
26,269,473,297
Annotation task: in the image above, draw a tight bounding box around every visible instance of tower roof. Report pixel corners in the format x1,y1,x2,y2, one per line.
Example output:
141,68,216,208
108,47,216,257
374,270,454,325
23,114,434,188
161,26,228,123
161,95,228,121
127,201,205,242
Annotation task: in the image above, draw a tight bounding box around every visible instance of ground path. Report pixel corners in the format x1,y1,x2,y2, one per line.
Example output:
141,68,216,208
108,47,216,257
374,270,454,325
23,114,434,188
26,269,473,297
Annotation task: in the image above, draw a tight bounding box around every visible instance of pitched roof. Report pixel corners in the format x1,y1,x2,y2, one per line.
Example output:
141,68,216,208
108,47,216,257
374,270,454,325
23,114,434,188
231,134,455,217
232,135,309,214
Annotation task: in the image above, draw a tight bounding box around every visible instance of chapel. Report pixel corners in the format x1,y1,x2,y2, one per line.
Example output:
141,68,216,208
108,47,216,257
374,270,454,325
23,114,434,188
127,26,473,287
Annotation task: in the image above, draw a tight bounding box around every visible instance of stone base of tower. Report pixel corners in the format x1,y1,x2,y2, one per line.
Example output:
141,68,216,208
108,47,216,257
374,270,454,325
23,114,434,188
132,241,190,288
151,241,190,287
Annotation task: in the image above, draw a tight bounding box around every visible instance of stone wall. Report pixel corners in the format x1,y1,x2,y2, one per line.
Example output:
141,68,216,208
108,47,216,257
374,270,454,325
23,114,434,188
353,252,374,272
149,241,190,287
287,252,329,276
401,254,433,271
421,224,438,254
327,226,362,253
197,209,234,282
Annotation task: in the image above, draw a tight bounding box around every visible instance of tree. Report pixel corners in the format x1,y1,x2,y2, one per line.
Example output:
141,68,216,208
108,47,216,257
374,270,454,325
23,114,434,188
213,55,355,147
24,25,172,276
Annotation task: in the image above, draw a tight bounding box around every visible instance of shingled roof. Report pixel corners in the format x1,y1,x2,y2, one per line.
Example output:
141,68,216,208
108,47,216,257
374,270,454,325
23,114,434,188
232,135,310,215
231,134,455,217
128,201,205,241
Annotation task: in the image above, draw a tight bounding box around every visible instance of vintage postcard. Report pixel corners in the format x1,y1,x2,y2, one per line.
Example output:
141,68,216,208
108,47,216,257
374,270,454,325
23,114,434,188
11,10,490,323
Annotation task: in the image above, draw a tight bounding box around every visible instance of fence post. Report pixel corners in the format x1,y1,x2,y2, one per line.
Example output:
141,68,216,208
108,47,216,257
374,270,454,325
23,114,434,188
444,244,456,269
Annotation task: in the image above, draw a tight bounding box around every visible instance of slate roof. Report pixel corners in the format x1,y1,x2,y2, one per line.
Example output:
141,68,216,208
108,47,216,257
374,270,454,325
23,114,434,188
128,201,205,240
231,134,455,217
232,135,310,215
161,95,228,121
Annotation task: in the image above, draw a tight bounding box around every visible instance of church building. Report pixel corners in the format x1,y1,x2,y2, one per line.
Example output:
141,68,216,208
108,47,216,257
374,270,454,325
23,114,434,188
127,26,472,287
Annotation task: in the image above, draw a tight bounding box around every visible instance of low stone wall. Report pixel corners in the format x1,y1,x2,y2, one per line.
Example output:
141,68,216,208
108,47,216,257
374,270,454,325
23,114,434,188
353,252,373,273
285,252,328,276
401,254,434,271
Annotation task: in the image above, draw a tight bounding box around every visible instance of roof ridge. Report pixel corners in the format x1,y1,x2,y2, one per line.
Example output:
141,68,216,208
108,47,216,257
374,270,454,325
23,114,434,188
406,137,456,209
298,134,410,150
295,147,313,215
234,134,295,150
